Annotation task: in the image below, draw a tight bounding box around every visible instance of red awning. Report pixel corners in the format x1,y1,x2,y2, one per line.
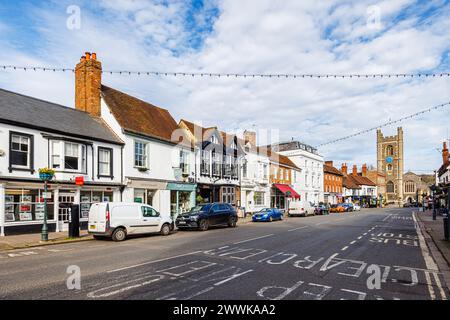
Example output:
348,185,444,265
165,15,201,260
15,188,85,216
274,184,300,199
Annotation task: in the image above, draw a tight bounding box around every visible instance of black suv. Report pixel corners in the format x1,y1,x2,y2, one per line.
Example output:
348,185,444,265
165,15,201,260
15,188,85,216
176,203,238,231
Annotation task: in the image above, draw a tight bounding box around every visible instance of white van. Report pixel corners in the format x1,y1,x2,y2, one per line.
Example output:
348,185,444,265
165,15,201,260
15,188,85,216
88,202,173,241
287,201,315,217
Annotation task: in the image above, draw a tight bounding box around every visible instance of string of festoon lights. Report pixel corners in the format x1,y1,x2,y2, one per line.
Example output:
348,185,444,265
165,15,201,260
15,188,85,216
316,101,450,148
1,64,450,79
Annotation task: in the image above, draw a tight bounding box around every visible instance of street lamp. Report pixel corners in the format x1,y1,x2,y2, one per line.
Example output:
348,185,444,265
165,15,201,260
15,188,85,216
430,184,437,220
38,168,55,242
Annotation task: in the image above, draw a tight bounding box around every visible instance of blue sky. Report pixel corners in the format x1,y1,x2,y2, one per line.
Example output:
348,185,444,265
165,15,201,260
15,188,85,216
0,0,450,173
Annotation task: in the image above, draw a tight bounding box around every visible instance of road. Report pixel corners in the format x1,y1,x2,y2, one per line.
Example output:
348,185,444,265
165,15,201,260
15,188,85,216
0,207,448,300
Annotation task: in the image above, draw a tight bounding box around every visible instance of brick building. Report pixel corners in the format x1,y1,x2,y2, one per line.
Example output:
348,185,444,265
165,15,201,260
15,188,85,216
323,161,343,204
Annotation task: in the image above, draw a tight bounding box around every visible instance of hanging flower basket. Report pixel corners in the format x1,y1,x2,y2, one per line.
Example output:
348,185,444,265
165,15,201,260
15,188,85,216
38,168,55,181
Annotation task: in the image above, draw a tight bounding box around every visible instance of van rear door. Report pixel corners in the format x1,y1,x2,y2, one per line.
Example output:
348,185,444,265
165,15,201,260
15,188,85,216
88,203,107,233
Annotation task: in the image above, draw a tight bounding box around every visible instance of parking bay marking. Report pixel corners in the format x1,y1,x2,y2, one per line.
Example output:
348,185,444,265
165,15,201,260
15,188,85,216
233,234,274,245
288,226,308,232
107,250,204,273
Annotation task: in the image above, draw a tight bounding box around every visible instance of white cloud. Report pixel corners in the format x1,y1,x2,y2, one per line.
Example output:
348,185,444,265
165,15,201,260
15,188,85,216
0,0,449,173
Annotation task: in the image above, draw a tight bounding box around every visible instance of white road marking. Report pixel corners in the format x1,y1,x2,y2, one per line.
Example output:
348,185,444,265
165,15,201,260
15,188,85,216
363,233,367,236
288,226,308,232
341,246,349,251
432,272,448,300
233,234,274,245
350,241,356,245
107,251,203,273
357,236,363,240
382,214,392,221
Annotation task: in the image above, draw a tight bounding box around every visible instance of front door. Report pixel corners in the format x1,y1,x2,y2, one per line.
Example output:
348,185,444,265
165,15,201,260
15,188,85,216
59,193,75,231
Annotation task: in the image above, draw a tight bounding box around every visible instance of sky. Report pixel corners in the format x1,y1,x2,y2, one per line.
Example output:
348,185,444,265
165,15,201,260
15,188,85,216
0,0,450,173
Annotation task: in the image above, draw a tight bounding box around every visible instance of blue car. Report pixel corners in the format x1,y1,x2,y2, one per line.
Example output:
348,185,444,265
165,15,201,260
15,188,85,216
252,208,283,222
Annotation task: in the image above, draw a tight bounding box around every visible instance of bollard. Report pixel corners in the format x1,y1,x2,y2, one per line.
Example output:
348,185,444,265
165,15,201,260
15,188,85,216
69,204,80,238
444,215,449,241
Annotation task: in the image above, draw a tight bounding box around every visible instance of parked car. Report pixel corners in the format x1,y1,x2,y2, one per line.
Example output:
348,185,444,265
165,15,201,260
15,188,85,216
252,208,283,222
314,204,329,215
288,201,315,217
339,203,354,212
88,202,173,242
175,203,238,231
353,204,361,211
330,204,345,213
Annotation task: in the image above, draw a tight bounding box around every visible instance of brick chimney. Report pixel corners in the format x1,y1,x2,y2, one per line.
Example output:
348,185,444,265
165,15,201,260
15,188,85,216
75,52,102,117
244,130,256,147
362,164,367,177
341,163,347,175
352,165,358,176
443,141,449,165
325,161,333,167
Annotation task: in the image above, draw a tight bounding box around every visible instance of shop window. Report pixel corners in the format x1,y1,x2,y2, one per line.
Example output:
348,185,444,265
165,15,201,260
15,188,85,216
254,192,265,206
80,191,113,219
5,189,54,222
134,189,154,206
98,147,113,177
9,132,33,171
221,187,235,204
134,140,149,169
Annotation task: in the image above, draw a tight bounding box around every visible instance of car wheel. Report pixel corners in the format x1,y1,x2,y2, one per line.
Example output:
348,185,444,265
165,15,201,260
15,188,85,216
112,228,127,242
160,223,171,236
280,214,284,220
199,219,209,231
269,216,273,222
228,216,237,228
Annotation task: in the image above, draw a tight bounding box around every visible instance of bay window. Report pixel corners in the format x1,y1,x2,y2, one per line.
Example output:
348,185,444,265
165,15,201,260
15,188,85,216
180,150,190,175
201,150,211,175
64,142,79,170
50,141,87,173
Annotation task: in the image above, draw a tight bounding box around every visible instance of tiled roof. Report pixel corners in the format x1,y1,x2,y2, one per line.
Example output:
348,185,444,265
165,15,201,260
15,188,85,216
0,88,123,144
102,85,186,145
353,175,377,186
324,164,344,176
343,176,361,189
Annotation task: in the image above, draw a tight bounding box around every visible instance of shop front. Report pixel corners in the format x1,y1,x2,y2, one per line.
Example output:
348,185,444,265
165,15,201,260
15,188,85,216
196,184,239,206
0,180,122,236
271,183,301,211
167,182,196,219
124,179,170,215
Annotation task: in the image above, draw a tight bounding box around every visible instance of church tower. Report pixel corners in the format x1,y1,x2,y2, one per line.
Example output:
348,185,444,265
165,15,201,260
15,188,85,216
377,127,404,205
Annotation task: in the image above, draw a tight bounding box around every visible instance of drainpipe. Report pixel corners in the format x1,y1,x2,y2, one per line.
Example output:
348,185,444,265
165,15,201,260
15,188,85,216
120,145,124,202
0,184,5,236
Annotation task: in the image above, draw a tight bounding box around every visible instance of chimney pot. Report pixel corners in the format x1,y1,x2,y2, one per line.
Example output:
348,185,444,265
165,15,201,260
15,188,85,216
352,165,358,176
85,52,91,60
92,53,97,60
80,56,86,62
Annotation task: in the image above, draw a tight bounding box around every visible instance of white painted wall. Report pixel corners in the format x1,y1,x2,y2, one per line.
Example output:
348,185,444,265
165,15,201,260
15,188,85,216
0,122,122,183
278,149,324,205
240,149,271,213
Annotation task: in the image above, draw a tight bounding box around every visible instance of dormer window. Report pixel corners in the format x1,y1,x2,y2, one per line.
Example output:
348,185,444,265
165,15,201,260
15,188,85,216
210,135,218,144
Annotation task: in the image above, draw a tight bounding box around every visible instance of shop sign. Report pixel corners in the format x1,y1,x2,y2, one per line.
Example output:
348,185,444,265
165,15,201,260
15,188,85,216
75,176,84,186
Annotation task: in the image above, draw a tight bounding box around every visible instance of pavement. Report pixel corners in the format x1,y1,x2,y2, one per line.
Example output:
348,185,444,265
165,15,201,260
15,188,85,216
0,208,449,300
0,217,255,252
0,230,92,251
415,209,450,291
